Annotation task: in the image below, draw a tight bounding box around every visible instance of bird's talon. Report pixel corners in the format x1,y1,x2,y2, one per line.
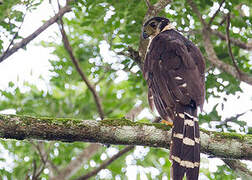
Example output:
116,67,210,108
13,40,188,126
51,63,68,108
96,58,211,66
161,120,173,127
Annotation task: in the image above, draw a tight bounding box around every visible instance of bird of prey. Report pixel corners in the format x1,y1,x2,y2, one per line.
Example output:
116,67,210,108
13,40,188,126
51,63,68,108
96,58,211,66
142,17,205,180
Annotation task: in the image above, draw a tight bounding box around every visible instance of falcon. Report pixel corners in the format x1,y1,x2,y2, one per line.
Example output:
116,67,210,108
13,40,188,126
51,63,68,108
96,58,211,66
142,17,205,180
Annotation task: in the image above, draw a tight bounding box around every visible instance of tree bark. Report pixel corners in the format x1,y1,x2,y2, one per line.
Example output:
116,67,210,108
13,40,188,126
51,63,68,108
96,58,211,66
0,114,251,160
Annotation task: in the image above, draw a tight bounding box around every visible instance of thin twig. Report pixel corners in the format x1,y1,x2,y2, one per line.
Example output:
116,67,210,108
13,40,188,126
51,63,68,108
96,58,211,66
212,30,252,50
76,146,134,180
125,105,143,121
220,109,252,126
179,28,252,50
32,159,37,180
144,0,152,8
187,0,252,85
30,141,54,179
219,14,227,26
51,144,101,180
34,162,46,179
226,12,242,77
203,29,252,85
117,46,142,67
48,159,60,175
208,0,225,26
186,0,207,27
1,1,29,60
49,3,104,180
58,18,105,119
223,159,252,179
0,1,72,63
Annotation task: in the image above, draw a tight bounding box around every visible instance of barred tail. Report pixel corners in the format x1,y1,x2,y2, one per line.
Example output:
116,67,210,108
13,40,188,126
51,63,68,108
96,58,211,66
170,105,200,180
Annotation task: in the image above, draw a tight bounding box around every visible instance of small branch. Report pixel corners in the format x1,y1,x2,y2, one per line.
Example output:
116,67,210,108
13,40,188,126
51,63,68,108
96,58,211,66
58,19,105,119
223,159,252,179
32,159,37,180
77,145,134,180
208,0,225,26
0,2,73,63
179,29,252,50
30,141,47,164
51,143,101,180
125,105,144,121
219,15,227,26
226,13,242,78
48,159,60,175
186,0,252,85
118,46,142,67
211,30,252,50
186,0,207,27
144,0,152,8
202,29,252,85
144,0,172,22
30,141,53,179
74,108,137,179
220,109,252,126
0,114,251,160
1,2,29,60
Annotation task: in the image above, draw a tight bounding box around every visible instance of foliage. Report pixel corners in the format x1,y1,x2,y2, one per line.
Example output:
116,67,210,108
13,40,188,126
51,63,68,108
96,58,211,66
0,0,251,179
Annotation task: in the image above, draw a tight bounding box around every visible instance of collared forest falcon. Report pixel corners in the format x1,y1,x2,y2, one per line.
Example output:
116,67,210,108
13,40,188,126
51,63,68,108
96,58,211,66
142,17,205,180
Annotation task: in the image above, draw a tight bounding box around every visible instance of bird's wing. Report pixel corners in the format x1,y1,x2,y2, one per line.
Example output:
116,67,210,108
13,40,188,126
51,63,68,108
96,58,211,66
143,32,204,119
143,31,204,180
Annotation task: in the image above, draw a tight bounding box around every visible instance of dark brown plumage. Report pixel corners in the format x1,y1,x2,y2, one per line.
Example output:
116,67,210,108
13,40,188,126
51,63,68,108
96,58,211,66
142,17,205,180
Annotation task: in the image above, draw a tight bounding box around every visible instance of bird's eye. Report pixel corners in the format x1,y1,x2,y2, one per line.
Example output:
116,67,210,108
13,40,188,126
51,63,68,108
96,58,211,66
150,22,156,28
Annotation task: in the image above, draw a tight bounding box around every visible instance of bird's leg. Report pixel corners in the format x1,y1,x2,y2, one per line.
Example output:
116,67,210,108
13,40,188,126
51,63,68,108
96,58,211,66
161,119,173,127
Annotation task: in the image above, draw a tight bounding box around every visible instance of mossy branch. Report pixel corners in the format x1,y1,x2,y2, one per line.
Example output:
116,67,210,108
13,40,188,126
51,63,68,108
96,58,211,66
0,114,251,160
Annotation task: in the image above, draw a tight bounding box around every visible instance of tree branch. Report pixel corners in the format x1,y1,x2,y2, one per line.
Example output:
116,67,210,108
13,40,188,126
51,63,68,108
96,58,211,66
144,0,172,23
186,0,207,27
0,2,72,63
0,114,251,160
181,28,252,50
30,141,53,179
211,30,252,50
186,0,252,85
1,1,29,61
51,17,104,180
58,18,105,119
117,46,142,67
208,0,225,26
144,0,152,9
223,159,252,179
220,109,252,126
77,145,134,180
50,143,101,180
226,13,242,77
202,29,252,85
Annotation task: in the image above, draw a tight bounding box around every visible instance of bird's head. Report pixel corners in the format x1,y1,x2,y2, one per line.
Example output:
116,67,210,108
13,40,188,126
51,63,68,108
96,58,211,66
142,17,171,39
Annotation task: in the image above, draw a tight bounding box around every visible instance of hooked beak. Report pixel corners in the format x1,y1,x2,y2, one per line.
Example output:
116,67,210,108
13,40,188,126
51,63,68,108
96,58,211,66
142,31,149,39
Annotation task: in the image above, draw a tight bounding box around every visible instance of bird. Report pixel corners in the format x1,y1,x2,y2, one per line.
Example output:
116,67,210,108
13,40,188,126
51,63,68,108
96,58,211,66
142,17,205,180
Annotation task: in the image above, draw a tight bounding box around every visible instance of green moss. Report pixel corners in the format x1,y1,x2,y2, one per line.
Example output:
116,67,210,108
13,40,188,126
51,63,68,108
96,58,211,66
200,128,247,141
38,117,83,127
151,123,172,131
216,132,245,140
101,118,136,126
100,118,171,131
0,114,85,128
199,128,210,135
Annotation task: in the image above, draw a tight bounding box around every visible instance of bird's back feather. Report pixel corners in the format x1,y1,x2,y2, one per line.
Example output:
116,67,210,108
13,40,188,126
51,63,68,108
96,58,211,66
143,29,205,180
